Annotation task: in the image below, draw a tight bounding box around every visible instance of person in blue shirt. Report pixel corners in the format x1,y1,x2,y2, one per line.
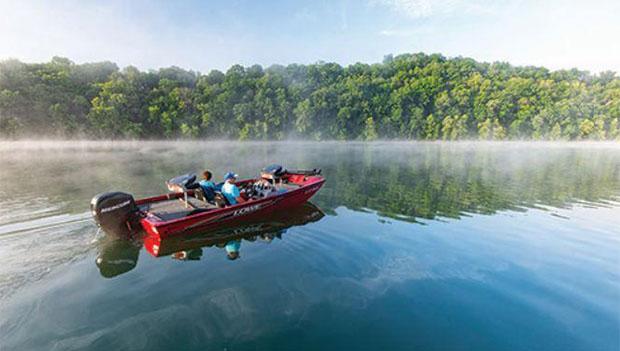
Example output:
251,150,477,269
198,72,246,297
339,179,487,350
198,170,216,192
221,172,245,205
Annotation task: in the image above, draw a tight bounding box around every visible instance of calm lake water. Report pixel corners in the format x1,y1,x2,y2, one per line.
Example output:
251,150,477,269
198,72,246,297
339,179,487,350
0,141,619,351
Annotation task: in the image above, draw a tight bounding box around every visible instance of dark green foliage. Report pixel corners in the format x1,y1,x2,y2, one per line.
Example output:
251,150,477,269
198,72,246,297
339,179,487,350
1,53,619,139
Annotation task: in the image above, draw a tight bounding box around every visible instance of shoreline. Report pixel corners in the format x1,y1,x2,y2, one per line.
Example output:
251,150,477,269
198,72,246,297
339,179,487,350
1,139,619,152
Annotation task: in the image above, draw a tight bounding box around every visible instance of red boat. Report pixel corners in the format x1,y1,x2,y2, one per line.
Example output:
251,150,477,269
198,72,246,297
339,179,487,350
91,165,325,239
95,202,325,278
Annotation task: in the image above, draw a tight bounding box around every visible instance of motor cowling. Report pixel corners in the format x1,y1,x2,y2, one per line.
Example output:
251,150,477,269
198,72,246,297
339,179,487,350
90,192,138,236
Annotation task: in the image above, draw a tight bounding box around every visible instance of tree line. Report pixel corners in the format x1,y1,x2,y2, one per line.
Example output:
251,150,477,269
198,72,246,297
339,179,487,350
1,53,619,140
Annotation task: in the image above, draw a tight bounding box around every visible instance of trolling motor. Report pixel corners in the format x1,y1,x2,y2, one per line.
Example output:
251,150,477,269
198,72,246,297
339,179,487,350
287,168,322,176
261,164,321,179
90,192,139,236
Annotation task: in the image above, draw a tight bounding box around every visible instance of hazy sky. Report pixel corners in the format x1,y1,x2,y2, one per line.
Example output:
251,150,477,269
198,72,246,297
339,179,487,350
0,0,618,73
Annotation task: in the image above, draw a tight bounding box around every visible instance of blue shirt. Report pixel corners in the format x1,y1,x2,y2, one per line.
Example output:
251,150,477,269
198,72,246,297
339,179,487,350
198,180,215,192
221,181,240,205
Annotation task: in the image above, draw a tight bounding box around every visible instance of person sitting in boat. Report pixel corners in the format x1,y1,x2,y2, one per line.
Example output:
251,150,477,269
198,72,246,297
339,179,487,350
191,170,217,203
199,170,216,192
222,172,245,205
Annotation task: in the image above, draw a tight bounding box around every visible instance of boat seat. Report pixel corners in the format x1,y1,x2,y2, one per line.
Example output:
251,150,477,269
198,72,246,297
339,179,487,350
214,192,230,208
194,187,216,204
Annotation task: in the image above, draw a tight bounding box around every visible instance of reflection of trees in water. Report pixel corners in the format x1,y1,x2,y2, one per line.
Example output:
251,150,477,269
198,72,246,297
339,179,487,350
4,142,618,219
312,145,620,222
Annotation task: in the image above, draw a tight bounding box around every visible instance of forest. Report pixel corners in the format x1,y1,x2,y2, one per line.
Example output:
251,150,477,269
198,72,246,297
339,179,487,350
0,53,619,140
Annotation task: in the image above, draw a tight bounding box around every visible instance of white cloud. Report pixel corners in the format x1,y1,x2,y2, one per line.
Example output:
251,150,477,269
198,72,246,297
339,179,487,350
371,0,501,18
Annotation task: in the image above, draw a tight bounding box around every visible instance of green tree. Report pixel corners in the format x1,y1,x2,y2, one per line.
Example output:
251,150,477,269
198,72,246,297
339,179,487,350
362,117,378,141
1,54,619,140
579,119,595,139
424,114,439,139
549,122,562,140
609,118,619,139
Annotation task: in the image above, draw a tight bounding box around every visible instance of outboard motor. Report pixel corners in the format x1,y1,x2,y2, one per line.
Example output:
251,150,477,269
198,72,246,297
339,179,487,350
90,192,138,236
262,164,286,178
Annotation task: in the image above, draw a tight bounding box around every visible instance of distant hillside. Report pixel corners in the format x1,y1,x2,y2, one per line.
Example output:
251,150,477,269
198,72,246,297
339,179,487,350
0,53,618,140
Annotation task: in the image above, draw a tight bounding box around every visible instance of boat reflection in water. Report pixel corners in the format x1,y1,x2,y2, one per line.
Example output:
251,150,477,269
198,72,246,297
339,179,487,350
95,202,325,277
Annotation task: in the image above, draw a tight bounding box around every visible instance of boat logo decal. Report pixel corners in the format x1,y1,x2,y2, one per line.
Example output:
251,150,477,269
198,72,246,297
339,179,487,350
100,200,132,213
183,199,279,231
233,203,262,217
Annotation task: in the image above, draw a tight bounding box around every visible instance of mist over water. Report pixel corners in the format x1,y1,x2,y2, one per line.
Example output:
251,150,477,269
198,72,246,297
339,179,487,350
0,141,619,351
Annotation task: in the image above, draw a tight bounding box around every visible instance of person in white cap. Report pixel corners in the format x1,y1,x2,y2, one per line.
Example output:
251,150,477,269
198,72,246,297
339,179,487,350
221,172,245,205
